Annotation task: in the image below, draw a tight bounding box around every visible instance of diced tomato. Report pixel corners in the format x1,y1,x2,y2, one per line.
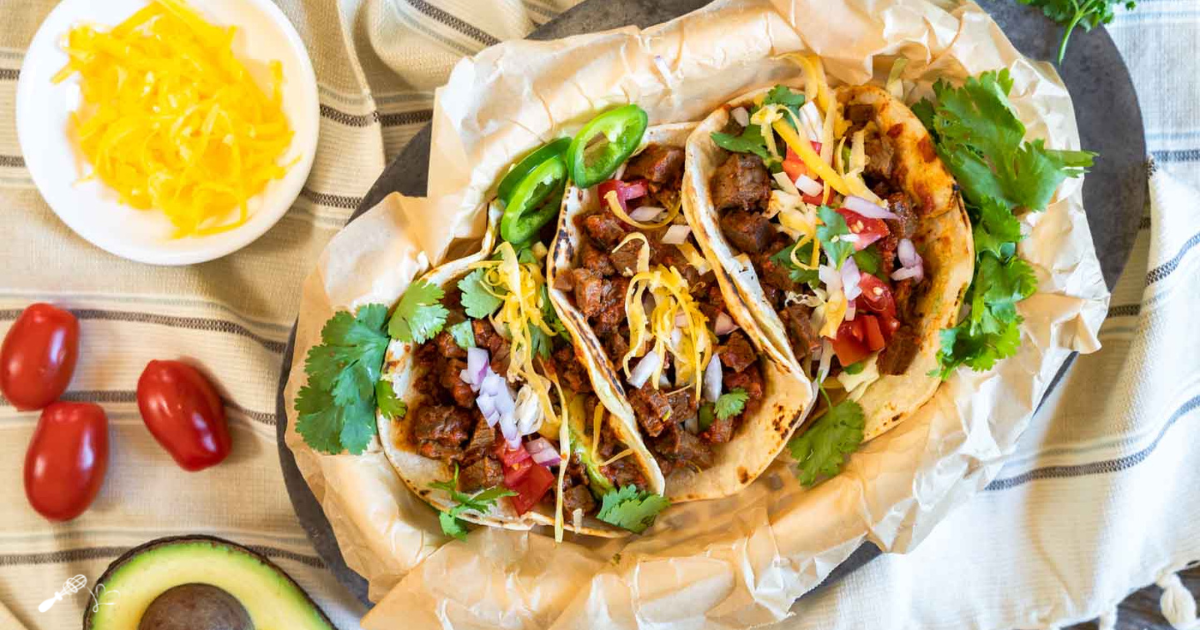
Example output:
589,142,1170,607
877,311,901,340
861,315,886,352
856,273,897,317
597,178,649,212
835,208,889,251
506,462,555,515
783,145,828,205
831,320,871,366
496,442,531,467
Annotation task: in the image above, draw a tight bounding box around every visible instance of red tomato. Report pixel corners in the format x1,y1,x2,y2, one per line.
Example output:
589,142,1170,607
137,360,230,471
597,178,649,212
0,303,79,411
861,315,886,352
835,209,889,251
782,144,828,205
24,402,108,521
831,320,871,366
506,462,555,515
856,273,897,317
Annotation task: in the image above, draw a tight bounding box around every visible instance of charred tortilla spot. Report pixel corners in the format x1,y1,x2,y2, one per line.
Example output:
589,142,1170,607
737,467,750,484
887,123,904,138
918,136,937,162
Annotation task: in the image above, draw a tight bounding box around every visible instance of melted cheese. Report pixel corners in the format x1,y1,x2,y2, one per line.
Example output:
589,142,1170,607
53,0,295,237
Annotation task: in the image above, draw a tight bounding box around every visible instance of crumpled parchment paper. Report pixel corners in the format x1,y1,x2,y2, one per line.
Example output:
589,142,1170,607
281,0,1109,626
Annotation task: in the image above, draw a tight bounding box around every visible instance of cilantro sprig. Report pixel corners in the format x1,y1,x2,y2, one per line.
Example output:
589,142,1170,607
771,240,820,286
914,69,1094,379
596,486,670,534
449,320,475,350
787,390,865,486
458,269,504,319
709,85,805,166
816,205,855,269
429,466,517,541
295,304,391,454
715,388,748,420
1017,0,1136,64
387,280,449,344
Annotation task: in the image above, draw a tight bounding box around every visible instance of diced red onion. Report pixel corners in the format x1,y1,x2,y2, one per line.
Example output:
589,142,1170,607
714,312,738,335
660,373,673,388
629,206,664,222
731,106,750,127
898,238,919,267
572,508,584,531
461,347,489,391
628,350,662,389
662,225,692,245
844,195,899,220
703,354,723,402
512,386,543,438
845,300,857,321
796,174,823,197
819,264,842,295
526,437,561,467
842,256,862,301
683,416,699,434
891,267,923,281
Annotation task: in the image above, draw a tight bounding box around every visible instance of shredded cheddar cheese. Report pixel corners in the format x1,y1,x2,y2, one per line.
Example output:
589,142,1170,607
613,232,651,275
53,0,295,237
604,190,682,230
775,121,850,196
623,265,714,401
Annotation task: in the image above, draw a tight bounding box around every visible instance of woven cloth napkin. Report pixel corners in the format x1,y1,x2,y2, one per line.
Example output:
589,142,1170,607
1,1,1197,629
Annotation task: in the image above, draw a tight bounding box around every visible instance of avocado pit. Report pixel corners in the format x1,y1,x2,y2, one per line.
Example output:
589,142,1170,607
139,584,253,630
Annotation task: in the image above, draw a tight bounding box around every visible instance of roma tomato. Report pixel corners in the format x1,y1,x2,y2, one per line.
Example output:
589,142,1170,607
1,303,79,410
835,208,890,251
137,360,230,471
24,402,109,521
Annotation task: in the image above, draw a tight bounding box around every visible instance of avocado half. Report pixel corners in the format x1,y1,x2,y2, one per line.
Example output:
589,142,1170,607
83,535,335,630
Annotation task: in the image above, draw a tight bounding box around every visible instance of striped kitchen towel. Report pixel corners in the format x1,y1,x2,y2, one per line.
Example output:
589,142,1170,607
1,1,1197,629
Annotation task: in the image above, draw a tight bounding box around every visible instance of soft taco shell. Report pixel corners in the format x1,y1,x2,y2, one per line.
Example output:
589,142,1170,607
683,84,974,442
548,124,816,502
378,203,665,538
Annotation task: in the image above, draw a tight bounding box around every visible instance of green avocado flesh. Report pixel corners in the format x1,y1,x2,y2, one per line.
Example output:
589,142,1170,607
86,537,333,630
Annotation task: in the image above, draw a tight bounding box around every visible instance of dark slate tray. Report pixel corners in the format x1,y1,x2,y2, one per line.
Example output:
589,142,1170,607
276,0,1147,609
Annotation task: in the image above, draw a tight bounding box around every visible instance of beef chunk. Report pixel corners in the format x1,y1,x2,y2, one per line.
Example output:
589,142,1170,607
580,240,616,277
666,389,699,424
434,330,467,359
650,424,715,470
594,276,629,333
780,304,821,361
864,135,895,182
723,363,764,419
696,282,727,323
846,104,874,127
711,154,770,212
877,324,920,375
602,457,648,489
440,358,476,407
413,405,472,461
700,414,735,444
609,237,644,276
757,252,797,294
625,144,685,185
885,192,918,239
461,416,496,466
561,485,597,515
718,331,758,374
459,456,503,492
572,268,606,317
628,384,671,437
473,320,511,375
583,212,628,248
720,211,773,254
552,343,593,394
602,327,630,364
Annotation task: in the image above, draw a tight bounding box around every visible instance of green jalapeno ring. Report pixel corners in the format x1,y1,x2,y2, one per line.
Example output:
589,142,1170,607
497,137,572,204
567,104,649,189
500,156,568,244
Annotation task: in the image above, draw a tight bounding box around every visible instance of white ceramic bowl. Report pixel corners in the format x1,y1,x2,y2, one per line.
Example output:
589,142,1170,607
16,0,319,265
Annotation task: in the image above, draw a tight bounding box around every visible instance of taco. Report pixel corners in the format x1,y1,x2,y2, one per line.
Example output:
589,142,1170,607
548,124,815,501
682,67,974,441
378,202,667,538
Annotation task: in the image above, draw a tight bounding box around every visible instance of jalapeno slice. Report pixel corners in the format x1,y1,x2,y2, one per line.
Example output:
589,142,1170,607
567,104,649,188
497,137,572,204
500,156,568,244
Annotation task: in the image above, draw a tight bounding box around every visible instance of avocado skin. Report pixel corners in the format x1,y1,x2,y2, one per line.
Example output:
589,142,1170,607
82,535,335,630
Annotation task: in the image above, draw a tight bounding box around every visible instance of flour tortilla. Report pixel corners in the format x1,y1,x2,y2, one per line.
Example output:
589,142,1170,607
377,202,666,537
548,124,816,502
683,84,974,442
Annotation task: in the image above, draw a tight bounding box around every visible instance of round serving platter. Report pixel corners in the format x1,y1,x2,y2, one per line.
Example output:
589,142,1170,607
276,0,1147,608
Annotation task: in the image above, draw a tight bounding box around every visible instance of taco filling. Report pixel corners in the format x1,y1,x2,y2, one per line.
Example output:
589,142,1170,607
403,242,651,528
707,82,928,384
554,143,766,477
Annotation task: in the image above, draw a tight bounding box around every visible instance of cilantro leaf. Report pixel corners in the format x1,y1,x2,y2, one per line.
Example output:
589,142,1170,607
388,280,448,343
817,206,855,269
429,466,517,541
711,120,777,164
972,196,1022,259
843,361,865,375
852,246,883,278
771,239,820,285
449,320,476,350
1018,0,1136,63
787,398,864,486
530,285,567,359
764,85,805,129
296,305,391,454
596,486,670,534
375,379,407,420
933,318,1023,379
714,388,748,420
969,253,1038,335
458,269,504,319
